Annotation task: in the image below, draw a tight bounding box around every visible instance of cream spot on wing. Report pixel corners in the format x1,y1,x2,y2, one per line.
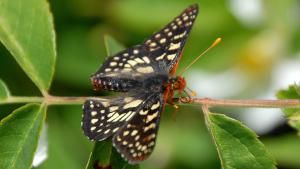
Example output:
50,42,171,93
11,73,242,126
167,32,173,36
167,53,176,60
109,106,118,112
144,123,156,132
124,64,131,68
155,34,161,38
160,38,166,44
183,16,189,21
174,32,186,40
122,141,128,145
97,129,102,132
149,42,157,47
139,109,149,115
91,119,98,124
141,57,149,64
112,113,126,122
133,49,139,54
156,53,166,60
113,127,119,132
108,112,114,117
124,100,143,109
110,62,117,67
124,97,133,102
102,102,110,107
107,113,119,122
172,25,177,30
100,110,105,114
146,112,158,123
148,141,155,147
136,66,154,74
151,101,160,110
131,130,138,136
164,28,169,32
122,68,131,73
134,58,144,63
118,63,123,66
120,111,133,121
123,131,130,136
126,112,136,121
105,68,111,72
123,53,129,57
113,56,120,60
169,42,181,50
91,111,97,116
129,144,133,148
128,60,138,66
104,129,110,134
90,126,96,131
135,135,140,141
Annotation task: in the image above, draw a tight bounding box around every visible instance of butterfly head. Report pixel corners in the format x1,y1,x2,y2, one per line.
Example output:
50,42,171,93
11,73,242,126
169,76,186,92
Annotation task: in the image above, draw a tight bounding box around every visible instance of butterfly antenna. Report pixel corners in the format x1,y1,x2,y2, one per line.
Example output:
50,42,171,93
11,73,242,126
180,38,222,75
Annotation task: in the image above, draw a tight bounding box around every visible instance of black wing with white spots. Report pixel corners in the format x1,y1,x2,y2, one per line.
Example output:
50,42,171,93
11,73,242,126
144,4,198,70
91,45,161,92
113,93,163,164
82,92,150,141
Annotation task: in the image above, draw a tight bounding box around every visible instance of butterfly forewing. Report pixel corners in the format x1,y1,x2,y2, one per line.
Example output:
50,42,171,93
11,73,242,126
91,45,161,91
144,4,198,70
113,93,164,164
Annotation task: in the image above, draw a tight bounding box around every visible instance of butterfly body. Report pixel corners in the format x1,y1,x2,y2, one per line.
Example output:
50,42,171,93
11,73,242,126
82,4,198,164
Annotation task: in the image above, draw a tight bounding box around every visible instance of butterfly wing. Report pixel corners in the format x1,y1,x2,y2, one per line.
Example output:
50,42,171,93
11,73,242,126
91,45,165,92
144,4,198,71
82,92,162,141
112,93,164,164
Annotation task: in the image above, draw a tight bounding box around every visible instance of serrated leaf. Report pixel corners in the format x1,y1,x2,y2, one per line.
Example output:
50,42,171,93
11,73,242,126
0,103,46,169
0,0,56,92
205,113,277,169
0,79,10,101
85,36,139,169
276,84,300,134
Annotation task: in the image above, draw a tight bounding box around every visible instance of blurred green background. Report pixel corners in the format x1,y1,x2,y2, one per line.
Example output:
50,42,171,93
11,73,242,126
1,0,300,168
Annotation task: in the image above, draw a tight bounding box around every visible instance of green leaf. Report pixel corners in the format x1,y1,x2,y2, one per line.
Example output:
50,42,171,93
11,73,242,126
0,104,46,169
0,0,56,93
276,84,300,134
85,36,139,168
0,79,10,101
205,113,277,169
104,35,125,56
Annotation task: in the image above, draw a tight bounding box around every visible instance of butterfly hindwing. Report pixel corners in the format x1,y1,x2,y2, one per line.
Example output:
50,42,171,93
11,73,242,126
144,4,198,70
112,93,164,164
82,93,149,141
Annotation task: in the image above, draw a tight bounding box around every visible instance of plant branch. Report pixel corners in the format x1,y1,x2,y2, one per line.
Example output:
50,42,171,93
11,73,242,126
1,96,300,108
183,97,300,108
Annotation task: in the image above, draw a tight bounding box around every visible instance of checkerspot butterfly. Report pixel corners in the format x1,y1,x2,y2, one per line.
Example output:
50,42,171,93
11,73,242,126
82,4,198,164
